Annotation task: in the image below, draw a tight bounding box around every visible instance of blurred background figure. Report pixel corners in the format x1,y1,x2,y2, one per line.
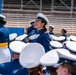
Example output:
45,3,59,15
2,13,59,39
49,24,54,35
61,28,67,41
27,19,37,35
0,14,11,64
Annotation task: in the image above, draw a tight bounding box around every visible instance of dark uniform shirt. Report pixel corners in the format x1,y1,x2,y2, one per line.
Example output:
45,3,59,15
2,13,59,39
22,29,51,52
27,25,37,35
0,59,22,75
62,33,67,41
49,31,54,35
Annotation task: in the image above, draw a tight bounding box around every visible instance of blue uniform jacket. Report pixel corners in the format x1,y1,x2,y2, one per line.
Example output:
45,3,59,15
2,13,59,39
22,29,51,52
11,68,28,75
62,33,67,41
0,24,9,44
49,31,54,35
27,25,37,35
0,59,23,75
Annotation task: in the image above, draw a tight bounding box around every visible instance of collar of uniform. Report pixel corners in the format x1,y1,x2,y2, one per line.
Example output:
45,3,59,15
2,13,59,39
12,58,19,64
36,29,44,34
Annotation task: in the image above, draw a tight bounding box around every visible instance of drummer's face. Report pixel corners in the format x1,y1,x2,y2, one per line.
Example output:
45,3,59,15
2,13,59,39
35,20,44,30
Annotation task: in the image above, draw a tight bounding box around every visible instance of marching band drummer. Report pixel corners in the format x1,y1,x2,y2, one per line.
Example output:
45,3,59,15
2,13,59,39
22,13,51,52
0,14,11,64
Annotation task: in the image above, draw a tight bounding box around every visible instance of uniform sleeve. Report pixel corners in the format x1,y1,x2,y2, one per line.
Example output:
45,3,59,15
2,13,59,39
0,32,4,39
22,31,36,43
0,63,12,74
42,33,51,52
11,68,28,75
